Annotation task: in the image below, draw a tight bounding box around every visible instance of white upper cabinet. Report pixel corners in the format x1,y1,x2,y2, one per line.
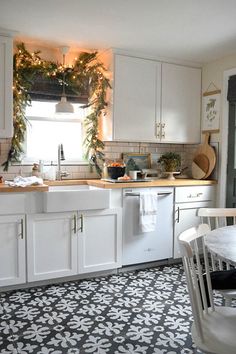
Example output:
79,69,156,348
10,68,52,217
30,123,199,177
113,55,161,141
102,53,201,144
0,34,13,138
162,63,201,143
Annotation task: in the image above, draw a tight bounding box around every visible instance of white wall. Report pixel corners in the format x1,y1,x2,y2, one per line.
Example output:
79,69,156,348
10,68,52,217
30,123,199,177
202,52,236,205
202,52,236,140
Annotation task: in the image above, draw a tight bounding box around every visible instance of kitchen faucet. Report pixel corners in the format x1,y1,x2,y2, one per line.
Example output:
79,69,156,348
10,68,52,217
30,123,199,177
57,144,70,180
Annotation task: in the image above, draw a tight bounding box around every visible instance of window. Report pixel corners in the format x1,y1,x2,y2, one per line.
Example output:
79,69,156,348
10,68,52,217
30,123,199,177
24,101,87,163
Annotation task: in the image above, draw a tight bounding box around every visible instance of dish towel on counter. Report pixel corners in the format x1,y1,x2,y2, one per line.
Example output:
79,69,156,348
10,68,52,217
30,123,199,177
139,191,158,233
5,176,44,187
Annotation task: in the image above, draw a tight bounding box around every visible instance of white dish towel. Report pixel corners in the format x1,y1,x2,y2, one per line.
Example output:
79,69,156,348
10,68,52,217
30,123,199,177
5,176,43,187
139,191,158,233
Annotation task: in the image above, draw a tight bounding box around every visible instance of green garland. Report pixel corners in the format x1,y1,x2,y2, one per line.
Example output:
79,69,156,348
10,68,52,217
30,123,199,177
2,43,110,175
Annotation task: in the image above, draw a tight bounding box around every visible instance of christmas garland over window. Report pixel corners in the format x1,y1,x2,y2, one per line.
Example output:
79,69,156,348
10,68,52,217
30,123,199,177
2,43,110,175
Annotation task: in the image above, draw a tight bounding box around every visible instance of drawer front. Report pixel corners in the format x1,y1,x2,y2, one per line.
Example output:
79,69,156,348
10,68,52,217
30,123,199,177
0,194,25,214
175,186,215,203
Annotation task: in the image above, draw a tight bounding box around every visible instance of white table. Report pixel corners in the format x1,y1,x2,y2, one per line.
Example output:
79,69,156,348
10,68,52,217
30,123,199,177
205,225,236,267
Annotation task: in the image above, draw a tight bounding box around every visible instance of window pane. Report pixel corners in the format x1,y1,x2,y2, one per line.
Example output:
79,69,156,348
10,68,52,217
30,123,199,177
25,101,85,162
26,119,83,161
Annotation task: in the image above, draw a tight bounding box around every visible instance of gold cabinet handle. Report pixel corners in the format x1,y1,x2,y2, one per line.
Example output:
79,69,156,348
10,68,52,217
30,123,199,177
156,122,160,138
175,207,180,223
78,214,84,232
19,218,24,239
73,214,77,234
161,123,165,139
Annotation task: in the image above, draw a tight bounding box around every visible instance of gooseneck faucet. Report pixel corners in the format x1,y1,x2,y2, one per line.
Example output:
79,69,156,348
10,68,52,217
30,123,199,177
57,144,70,180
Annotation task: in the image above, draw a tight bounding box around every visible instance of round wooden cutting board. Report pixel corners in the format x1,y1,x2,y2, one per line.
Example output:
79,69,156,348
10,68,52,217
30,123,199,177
192,133,216,179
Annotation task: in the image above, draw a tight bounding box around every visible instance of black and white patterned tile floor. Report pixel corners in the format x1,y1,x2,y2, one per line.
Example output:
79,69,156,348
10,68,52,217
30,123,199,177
0,264,222,354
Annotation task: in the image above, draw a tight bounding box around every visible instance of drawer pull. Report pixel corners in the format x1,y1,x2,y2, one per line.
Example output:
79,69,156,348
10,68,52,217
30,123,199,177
187,193,203,198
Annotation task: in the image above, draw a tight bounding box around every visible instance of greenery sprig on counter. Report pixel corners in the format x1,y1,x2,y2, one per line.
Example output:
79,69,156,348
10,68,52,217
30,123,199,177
2,43,110,175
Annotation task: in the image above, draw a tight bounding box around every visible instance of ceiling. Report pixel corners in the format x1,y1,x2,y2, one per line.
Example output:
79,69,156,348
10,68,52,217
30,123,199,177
1,0,236,64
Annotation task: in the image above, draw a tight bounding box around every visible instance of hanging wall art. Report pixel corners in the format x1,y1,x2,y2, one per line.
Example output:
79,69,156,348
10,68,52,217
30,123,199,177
202,83,221,133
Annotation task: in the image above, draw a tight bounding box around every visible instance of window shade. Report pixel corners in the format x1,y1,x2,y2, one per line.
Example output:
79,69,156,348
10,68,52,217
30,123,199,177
29,74,89,104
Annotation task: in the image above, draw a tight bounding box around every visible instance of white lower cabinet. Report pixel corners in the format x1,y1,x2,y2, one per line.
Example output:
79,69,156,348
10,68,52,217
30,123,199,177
27,208,122,282
27,212,77,282
174,186,215,259
78,209,122,273
0,214,26,287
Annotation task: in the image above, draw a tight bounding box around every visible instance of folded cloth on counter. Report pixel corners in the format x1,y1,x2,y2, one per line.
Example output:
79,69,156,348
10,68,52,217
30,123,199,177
139,192,158,233
5,176,43,187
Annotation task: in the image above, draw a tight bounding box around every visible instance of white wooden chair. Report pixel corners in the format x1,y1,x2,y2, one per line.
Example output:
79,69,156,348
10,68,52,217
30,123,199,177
178,224,236,354
198,208,236,305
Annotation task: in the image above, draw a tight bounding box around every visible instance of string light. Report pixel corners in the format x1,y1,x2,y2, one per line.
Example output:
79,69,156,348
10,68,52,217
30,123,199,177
3,43,110,175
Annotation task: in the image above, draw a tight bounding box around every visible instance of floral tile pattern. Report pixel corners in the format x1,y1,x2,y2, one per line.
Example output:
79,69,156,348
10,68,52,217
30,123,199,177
0,264,220,353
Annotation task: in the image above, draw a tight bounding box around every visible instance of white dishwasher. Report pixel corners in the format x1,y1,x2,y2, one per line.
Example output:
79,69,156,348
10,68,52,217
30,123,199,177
122,187,174,266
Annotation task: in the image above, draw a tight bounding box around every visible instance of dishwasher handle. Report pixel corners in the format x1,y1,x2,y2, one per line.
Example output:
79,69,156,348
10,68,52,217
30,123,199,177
124,191,172,197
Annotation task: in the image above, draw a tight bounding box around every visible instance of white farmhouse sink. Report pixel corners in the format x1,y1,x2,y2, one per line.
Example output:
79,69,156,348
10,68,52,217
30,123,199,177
43,185,110,212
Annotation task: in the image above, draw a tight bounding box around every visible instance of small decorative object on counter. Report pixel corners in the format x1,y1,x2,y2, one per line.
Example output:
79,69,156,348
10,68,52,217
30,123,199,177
0,176,3,183
44,162,56,181
103,162,108,179
158,152,181,180
129,170,140,180
158,152,181,172
32,163,40,177
107,161,126,179
39,160,44,177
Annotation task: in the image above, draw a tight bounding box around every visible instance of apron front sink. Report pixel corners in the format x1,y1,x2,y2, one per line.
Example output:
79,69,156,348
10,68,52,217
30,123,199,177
44,185,110,212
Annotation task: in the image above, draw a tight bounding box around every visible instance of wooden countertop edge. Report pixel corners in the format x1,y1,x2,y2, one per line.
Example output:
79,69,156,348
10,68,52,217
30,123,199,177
87,179,217,189
0,184,49,193
0,178,217,192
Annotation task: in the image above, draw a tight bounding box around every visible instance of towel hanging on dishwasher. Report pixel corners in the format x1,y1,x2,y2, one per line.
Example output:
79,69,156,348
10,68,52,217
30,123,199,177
139,192,158,233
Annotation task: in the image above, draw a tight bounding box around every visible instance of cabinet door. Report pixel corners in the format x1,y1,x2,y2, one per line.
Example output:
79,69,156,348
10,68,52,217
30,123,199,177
78,209,122,273
0,215,26,287
0,35,13,138
27,212,77,281
162,63,201,143
113,55,161,141
174,201,214,259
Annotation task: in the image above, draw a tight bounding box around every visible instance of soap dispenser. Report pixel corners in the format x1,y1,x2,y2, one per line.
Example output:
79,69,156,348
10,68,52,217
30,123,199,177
47,162,56,181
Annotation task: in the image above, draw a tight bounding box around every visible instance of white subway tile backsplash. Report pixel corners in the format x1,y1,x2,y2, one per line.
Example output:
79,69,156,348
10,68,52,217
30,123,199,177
0,139,199,180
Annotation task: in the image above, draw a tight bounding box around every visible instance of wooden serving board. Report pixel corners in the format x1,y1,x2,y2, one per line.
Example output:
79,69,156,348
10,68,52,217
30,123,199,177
192,133,216,179
192,161,207,179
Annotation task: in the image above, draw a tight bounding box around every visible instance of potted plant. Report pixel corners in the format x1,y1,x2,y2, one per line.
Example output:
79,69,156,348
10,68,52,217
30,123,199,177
158,152,181,172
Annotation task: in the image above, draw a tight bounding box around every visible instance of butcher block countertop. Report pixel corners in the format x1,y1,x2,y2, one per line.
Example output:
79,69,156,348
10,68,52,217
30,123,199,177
0,178,216,192
87,178,217,189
